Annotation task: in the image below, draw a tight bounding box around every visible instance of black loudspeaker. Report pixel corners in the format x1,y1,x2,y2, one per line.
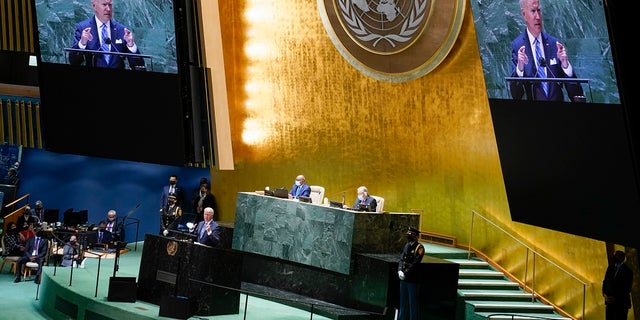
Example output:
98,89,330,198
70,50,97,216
107,276,137,302
159,295,196,319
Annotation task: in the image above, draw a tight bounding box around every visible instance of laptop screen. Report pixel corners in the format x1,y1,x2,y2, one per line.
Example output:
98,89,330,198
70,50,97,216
273,187,289,198
329,201,343,208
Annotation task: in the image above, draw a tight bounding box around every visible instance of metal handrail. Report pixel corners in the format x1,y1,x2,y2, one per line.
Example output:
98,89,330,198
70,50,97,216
469,210,587,319
487,314,559,319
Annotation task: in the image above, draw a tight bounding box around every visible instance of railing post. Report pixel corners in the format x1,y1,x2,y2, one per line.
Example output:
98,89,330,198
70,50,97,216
531,253,536,302
468,210,475,260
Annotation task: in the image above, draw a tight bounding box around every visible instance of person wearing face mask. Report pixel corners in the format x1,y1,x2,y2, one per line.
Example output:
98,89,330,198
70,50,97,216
161,174,184,209
350,186,377,212
17,206,37,232
397,226,425,320
104,209,124,242
160,193,182,235
192,183,217,224
15,226,50,284
61,235,84,267
288,174,311,200
3,222,24,256
27,200,45,223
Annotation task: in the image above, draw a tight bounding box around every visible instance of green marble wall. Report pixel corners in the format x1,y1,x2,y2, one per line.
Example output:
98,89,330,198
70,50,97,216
232,192,420,275
233,192,355,274
469,0,619,103
35,0,177,73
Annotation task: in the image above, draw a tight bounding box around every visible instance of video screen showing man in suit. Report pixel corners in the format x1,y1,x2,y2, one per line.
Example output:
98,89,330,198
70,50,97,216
509,0,584,102
69,0,145,70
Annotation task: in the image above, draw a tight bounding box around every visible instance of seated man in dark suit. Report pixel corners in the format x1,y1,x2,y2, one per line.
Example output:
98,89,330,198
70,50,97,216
351,186,377,212
95,220,113,247
15,226,50,284
104,209,124,242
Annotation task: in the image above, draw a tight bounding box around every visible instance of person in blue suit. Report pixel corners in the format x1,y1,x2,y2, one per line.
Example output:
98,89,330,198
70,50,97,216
288,174,311,199
160,174,185,209
509,0,583,102
193,207,222,247
69,0,145,70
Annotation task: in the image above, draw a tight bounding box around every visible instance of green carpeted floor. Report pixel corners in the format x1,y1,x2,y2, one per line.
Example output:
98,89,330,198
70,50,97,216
0,241,333,320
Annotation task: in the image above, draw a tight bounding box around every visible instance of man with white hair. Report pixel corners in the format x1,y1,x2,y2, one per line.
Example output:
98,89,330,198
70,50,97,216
351,186,377,212
104,209,124,242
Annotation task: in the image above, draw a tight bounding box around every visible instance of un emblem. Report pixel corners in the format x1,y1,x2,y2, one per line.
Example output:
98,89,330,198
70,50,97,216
166,240,178,256
318,0,466,82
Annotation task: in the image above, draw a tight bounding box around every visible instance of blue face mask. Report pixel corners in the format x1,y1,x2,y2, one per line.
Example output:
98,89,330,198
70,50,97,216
357,195,363,201
295,180,301,186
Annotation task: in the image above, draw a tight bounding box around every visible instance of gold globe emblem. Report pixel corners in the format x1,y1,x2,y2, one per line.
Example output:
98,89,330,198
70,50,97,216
166,240,178,256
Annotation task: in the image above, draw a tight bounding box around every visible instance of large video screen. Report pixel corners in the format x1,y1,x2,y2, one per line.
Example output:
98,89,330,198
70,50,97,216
35,0,177,74
470,0,620,104
33,0,189,166
476,1,639,248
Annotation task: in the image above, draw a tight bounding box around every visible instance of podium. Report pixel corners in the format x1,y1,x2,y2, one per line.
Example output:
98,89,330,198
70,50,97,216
136,234,242,316
63,47,153,71
505,76,592,102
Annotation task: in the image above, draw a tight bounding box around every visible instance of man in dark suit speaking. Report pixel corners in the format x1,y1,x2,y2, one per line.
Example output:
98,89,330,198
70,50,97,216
509,0,583,102
69,0,145,70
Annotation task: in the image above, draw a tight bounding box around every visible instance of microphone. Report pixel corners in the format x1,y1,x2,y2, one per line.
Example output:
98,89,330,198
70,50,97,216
107,37,146,71
537,56,556,78
104,37,120,62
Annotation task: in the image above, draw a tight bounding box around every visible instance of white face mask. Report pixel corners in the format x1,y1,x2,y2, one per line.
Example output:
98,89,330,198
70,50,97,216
357,195,363,201
295,180,301,186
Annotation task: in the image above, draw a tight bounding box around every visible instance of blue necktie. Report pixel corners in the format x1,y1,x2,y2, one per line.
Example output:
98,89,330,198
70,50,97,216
101,23,110,64
199,223,206,242
534,38,548,96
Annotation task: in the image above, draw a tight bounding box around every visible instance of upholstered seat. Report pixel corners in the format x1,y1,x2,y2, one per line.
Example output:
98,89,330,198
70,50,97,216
370,195,385,212
22,239,50,281
309,185,325,205
24,261,39,279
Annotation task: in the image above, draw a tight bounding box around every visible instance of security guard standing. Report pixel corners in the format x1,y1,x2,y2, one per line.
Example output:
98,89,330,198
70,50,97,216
397,226,425,320
160,193,182,235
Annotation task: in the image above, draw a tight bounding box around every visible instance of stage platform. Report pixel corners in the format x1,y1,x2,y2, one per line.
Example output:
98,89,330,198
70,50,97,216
3,239,460,320
10,241,340,320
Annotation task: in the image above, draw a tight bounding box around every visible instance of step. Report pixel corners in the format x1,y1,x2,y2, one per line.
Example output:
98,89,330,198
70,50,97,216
467,300,556,313
459,289,535,301
476,312,572,320
446,258,491,269
458,269,505,278
458,279,522,289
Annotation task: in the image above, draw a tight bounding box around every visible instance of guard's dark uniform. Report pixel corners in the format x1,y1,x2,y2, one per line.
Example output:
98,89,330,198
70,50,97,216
397,227,425,320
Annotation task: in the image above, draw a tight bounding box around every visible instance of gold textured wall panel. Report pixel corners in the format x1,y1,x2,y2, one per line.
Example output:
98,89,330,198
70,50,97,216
202,0,630,319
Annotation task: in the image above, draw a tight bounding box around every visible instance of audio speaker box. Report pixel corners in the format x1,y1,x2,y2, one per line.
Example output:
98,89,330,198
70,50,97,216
159,295,196,319
107,276,137,302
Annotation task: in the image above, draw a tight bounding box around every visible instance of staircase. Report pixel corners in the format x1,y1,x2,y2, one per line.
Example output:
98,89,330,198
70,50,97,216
424,244,573,320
